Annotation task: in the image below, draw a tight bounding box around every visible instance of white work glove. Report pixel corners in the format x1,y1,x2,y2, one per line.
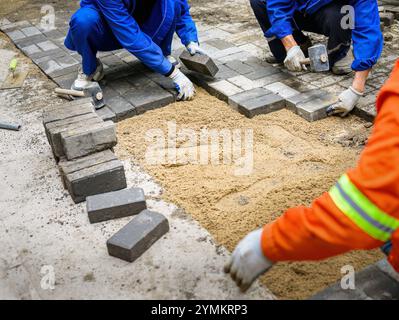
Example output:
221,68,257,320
326,86,363,117
186,42,207,56
169,68,195,101
224,229,274,292
284,45,307,72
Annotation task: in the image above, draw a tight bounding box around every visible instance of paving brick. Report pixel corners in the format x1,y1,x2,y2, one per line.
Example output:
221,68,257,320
208,80,243,101
228,88,272,109
205,39,235,50
211,46,243,60
217,51,252,63
237,93,285,118
7,30,26,41
264,82,300,99
310,264,399,300
353,95,377,122
59,149,117,186
21,26,42,37
106,95,137,121
21,44,42,56
96,106,117,122
61,121,117,160
37,59,63,75
227,75,258,91
224,60,254,75
285,90,324,112
124,81,175,114
43,100,94,125
107,210,169,262
245,65,282,80
295,92,338,121
36,40,59,51
46,113,102,159
179,50,219,77
87,188,147,223
64,159,126,203
52,71,77,88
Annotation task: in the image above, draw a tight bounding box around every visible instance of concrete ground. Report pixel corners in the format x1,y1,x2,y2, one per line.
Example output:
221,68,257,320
0,33,273,300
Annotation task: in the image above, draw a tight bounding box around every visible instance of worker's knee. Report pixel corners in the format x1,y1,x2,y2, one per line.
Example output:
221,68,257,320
69,8,101,37
249,0,267,11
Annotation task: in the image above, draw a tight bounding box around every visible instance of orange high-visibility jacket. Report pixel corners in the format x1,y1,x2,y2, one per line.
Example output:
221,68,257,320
261,60,399,272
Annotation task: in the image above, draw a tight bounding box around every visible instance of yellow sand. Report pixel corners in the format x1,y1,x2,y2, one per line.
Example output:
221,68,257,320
115,88,382,299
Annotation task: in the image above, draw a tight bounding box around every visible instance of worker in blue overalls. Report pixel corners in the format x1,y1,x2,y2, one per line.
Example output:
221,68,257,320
250,0,383,116
65,0,206,101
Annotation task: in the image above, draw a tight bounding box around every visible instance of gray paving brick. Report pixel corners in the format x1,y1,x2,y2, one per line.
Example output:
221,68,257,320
295,92,338,121
43,100,94,125
52,72,77,88
43,29,65,40
36,40,59,51
208,80,243,101
217,51,252,63
64,159,126,203
310,264,399,300
353,97,377,122
211,46,243,60
285,90,323,112
7,30,26,41
237,93,285,118
245,65,282,80
227,75,259,91
108,78,135,96
264,82,300,99
95,106,117,122
61,121,117,160
107,210,169,262
124,80,175,114
204,39,235,50
46,113,102,159
228,88,272,109
21,26,42,37
59,149,117,187
179,50,219,77
87,188,147,224
30,48,66,61
48,63,80,79
37,59,63,76
106,95,137,121
224,60,254,75
21,44,41,56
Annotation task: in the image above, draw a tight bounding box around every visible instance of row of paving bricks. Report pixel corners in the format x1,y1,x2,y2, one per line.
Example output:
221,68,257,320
0,18,364,123
43,99,169,262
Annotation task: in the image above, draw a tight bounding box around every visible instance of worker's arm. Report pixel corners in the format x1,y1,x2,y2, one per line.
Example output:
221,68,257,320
349,0,383,72
226,60,399,291
265,0,297,40
175,0,199,46
263,61,399,262
96,0,173,75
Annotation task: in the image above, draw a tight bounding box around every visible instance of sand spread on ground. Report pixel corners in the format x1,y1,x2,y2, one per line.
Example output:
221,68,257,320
115,88,383,299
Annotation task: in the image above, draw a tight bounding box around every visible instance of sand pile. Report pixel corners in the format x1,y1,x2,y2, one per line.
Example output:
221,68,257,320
115,88,382,299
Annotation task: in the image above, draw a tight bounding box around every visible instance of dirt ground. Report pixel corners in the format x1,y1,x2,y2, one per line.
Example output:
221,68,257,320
116,89,383,299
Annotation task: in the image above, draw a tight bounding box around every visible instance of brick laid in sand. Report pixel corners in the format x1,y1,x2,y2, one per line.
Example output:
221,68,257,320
180,50,219,77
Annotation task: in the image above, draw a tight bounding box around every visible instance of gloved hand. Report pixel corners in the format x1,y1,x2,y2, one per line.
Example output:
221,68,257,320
224,229,274,292
326,86,363,117
186,42,207,56
284,45,307,72
169,68,195,101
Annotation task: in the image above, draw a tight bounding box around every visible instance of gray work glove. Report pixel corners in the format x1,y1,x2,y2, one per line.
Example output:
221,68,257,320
169,68,195,101
284,45,307,72
224,229,274,292
326,86,363,117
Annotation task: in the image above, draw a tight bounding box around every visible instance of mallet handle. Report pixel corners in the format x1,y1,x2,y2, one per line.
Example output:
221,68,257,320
300,58,311,65
54,88,85,97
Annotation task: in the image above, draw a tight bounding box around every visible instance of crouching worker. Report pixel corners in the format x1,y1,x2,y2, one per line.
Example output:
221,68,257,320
249,0,383,116
225,61,399,292
65,0,204,101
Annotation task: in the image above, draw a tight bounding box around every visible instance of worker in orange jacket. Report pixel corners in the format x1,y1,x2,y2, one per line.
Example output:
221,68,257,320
225,60,399,292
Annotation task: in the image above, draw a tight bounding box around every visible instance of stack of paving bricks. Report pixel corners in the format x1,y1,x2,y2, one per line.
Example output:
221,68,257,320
43,99,126,203
43,99,169,262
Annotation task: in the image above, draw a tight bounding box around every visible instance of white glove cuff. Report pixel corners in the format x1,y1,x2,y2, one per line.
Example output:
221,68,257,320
349,86,364,97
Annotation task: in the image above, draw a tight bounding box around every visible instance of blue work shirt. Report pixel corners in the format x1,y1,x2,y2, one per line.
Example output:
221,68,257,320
265,0,383,71
80,0,198,75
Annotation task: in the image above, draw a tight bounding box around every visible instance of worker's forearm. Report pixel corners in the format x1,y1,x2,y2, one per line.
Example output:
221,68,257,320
352,69,371,93
281,35,297,51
